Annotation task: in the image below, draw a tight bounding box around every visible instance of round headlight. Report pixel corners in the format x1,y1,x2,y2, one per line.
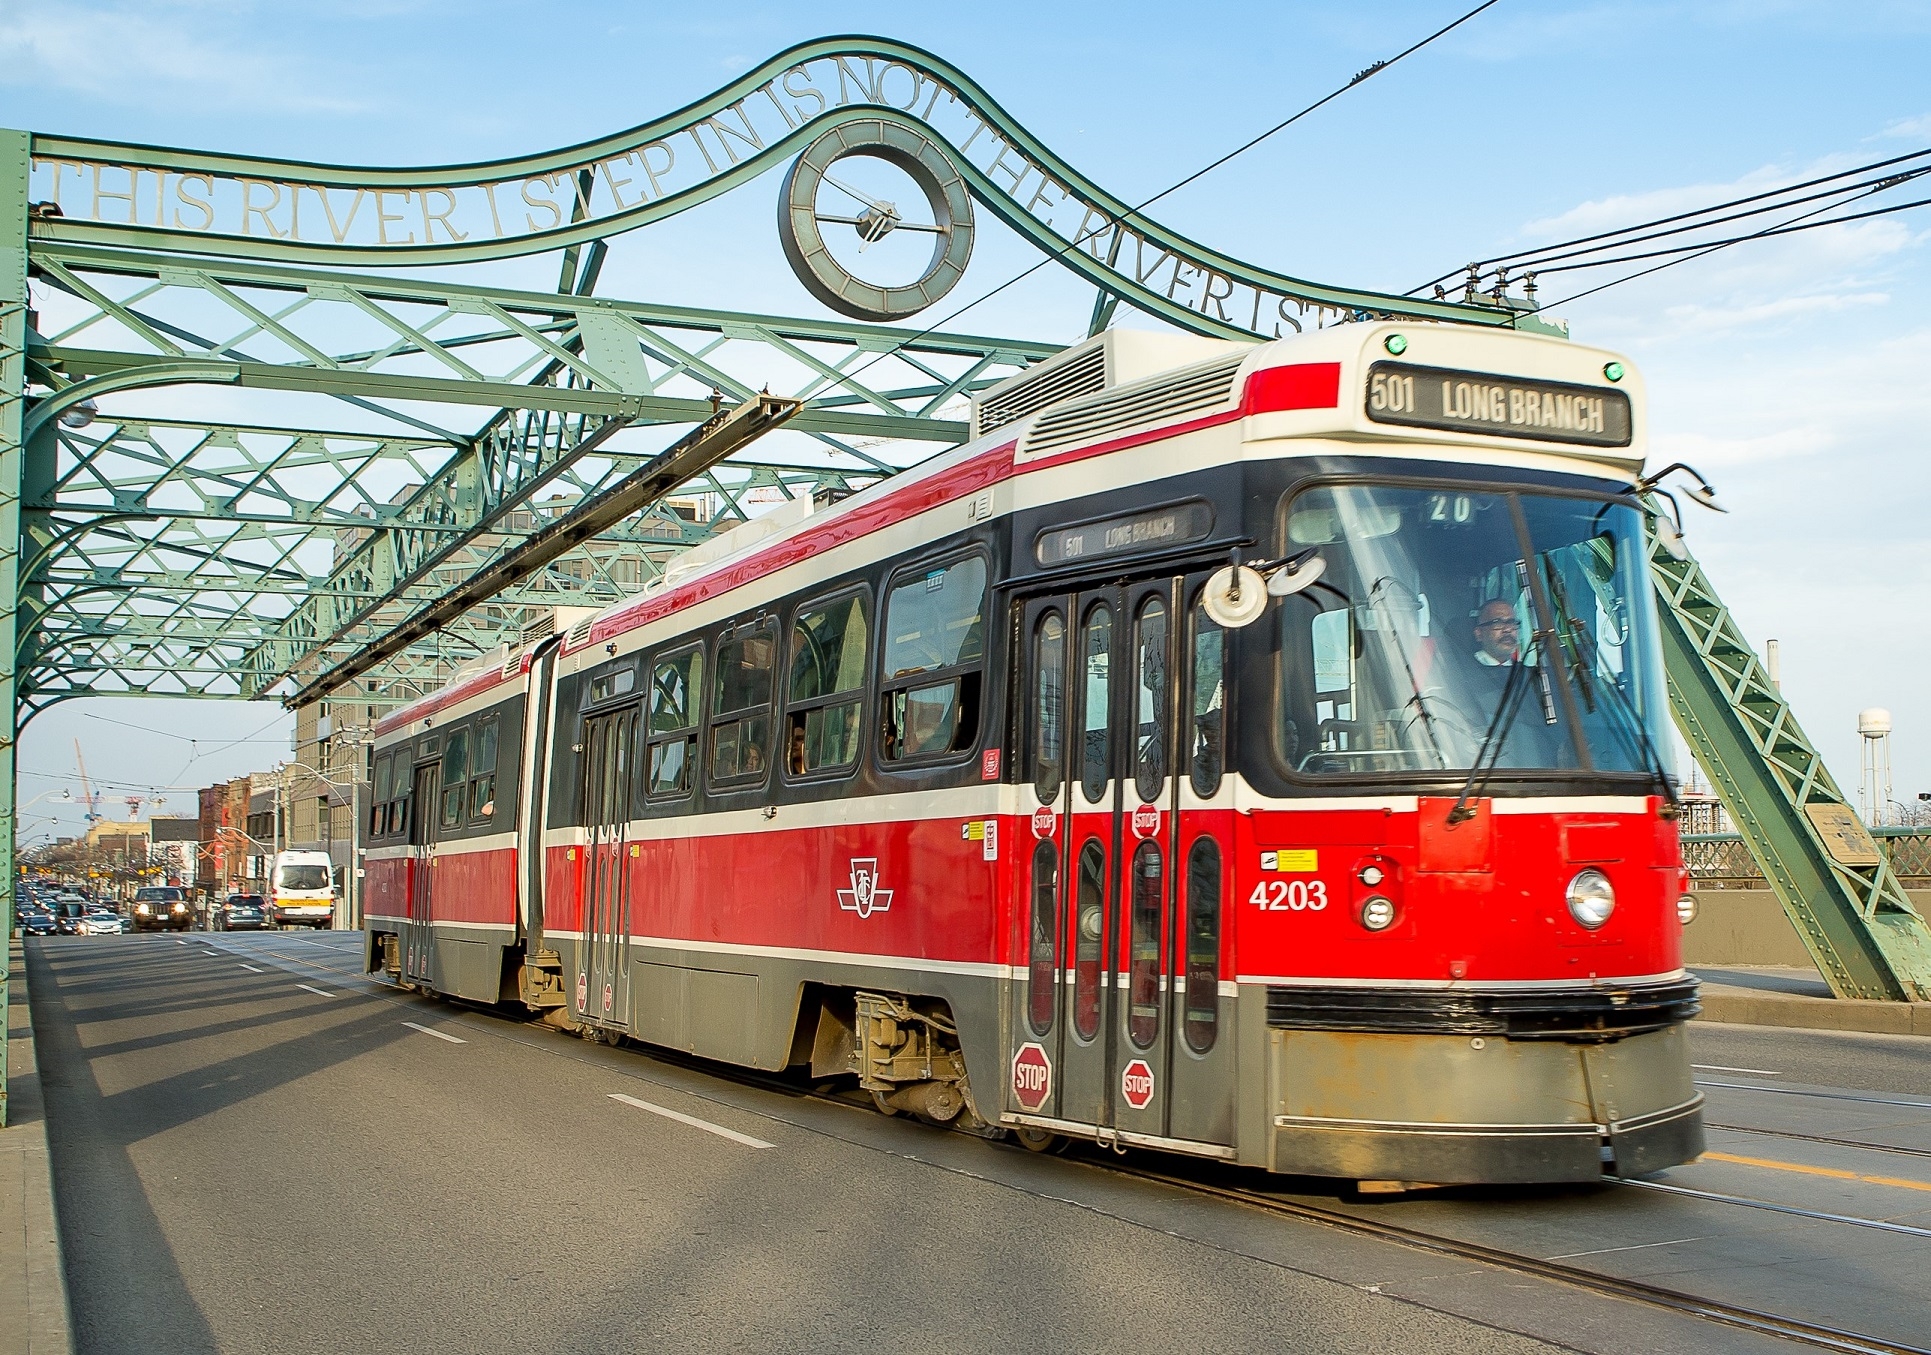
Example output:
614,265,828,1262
171,902,186,913
1676,893,1698,925
1566,869,1616,929
1360,896,1397,931
135,904,150,915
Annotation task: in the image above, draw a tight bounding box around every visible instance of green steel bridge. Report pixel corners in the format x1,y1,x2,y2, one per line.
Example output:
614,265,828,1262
2,36,1926,1123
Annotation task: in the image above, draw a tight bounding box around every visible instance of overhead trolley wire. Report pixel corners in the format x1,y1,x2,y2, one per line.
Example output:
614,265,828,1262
1415,145,1931,308
823,0,1506,386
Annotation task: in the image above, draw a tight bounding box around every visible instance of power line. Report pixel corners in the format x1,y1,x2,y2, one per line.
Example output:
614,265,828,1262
1412,145,1931,294
829,0,1505,385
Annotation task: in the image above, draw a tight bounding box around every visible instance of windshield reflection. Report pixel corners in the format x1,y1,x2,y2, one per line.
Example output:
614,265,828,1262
1274,482,1671,780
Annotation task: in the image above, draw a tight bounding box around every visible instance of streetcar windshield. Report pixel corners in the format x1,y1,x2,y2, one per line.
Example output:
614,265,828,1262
1274,482,1671,780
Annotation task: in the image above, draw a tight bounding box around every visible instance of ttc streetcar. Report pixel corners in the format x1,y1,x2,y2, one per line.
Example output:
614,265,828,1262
364,320,1703,1186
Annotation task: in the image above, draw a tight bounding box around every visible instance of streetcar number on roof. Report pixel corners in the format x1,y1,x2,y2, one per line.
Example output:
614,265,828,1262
1036,500,1214,566
1364,361,1632,448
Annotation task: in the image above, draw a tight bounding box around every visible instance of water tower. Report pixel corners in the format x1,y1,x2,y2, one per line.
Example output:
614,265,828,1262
1858,707,1893,826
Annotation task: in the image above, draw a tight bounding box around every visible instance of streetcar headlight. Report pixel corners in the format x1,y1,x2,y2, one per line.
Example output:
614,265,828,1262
1359,896,1397,932
1565,869,1616,929
1676,893,1698,925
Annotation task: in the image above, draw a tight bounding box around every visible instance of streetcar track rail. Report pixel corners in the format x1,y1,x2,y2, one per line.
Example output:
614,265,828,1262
1709,1123,1931,1161
1698,1080,1931,1111
1087,1158,1931,1355
193,935,1931,1355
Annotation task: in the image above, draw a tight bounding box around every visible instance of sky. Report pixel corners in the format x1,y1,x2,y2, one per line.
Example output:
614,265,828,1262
4,0,1929,839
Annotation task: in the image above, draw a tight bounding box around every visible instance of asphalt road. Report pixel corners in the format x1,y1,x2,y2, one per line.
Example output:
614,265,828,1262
24,933,1926,1355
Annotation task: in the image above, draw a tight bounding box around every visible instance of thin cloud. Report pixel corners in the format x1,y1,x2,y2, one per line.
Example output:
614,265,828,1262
0,7,375,115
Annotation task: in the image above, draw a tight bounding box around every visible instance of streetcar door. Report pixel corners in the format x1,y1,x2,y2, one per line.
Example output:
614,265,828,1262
1010,596,1074,1121
1052,586,1126,1129
577,707,637,1032
405,762,439,984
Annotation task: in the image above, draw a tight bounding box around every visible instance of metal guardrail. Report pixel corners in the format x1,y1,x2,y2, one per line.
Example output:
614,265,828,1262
1685,830,1931,886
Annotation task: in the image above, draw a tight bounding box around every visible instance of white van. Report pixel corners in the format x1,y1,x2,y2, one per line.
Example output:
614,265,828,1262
270,850,336,929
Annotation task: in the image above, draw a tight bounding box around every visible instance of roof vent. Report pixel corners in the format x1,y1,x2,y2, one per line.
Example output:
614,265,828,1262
974,346,1106,438
1022,353,1248,458
565,618,594,651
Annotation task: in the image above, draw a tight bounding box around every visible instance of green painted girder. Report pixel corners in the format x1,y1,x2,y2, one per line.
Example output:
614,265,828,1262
1649,506,1931,1000
0,130,25,1125
23,38,1522,335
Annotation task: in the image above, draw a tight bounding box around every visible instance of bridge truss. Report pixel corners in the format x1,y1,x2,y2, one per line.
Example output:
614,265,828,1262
1,34,1923,1120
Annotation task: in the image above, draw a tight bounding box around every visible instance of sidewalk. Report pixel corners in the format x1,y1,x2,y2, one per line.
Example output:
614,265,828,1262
1693,964,1931,1037
2,940,74,1355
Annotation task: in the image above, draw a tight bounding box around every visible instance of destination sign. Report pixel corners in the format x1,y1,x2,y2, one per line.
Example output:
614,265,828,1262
1036,501,1214,566
1364,361,1632,448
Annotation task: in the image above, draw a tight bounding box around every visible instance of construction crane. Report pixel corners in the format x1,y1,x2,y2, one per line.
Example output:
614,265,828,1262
73,740,103,823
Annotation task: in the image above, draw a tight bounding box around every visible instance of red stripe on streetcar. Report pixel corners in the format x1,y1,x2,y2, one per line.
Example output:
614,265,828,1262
1242,362,1342,414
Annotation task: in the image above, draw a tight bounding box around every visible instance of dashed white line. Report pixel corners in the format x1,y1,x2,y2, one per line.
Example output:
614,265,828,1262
608,1093,774,1149
202,949,220,957
295,983,336,998
1693,1064,1782,1076
238,963,263,973
401,1021,465,1044
173,939,188,945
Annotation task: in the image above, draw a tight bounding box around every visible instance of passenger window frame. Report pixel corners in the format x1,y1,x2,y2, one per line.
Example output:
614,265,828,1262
709,616,779,791
644,643,705,802
782,585,872,781
876,550,990,770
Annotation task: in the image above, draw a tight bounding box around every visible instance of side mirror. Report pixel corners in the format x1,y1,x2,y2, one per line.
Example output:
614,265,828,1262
1202,565,1269,629
1266,549,1326,597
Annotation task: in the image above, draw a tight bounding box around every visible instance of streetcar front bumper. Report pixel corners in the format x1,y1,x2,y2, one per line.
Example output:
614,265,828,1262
1262,980,1705,1184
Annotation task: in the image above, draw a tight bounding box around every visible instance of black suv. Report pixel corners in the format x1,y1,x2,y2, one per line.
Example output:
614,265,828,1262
131,886,193,932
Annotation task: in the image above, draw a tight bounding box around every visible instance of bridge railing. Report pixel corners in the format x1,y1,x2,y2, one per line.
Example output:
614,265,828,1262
1685,830,1931,888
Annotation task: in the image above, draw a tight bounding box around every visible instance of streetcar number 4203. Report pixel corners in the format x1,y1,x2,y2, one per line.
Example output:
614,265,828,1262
1249,880,1328,911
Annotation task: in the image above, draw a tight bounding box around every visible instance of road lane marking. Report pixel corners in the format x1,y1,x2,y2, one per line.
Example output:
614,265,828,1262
1702,1150,1931,1195
174,938,187,945
1696,1080,1931,1110
402,1021,465,1044
239,963,262,973
608,1093,773,1149
1693,1064,1781,1076
1545,1235,1710,1261
203,949,220,957
296,983,336,998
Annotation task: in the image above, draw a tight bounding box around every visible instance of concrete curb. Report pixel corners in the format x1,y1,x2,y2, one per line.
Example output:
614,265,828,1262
3,940,75,1355
1695,986,1931,1038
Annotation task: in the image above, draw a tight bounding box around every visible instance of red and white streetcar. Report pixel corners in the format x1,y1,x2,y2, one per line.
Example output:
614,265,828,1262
364,320,1703,1185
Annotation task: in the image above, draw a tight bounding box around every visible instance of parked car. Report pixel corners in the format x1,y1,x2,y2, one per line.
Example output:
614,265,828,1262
78,907,126,936
217,894,267,931
131,886,194,933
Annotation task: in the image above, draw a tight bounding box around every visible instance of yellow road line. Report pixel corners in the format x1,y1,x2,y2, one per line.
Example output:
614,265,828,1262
1702,1150,1931,1194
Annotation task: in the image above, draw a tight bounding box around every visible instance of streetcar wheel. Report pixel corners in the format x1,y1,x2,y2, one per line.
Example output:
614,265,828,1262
870,1090,898,1117
1014,1127,1063,1154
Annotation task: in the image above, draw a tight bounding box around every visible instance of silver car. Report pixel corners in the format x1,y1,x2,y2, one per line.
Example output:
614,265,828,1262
78,908,126,936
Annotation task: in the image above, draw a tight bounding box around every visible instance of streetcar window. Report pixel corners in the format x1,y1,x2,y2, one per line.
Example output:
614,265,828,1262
711,619,777,786
1073,839,1106,1042
879,556,987,763
786,592,869,775
1274,483,1670,780
440,729,469,828
647,646,704,797
1190,604,1225,799
589,665,636,704
1133,596,1169,804
1031,610,1066,805
1080,604,1113,804
371,756,393,836
1183,837,1222,1053
471,716,499,820
1127,840,1164,1049
1028,841,1058,1036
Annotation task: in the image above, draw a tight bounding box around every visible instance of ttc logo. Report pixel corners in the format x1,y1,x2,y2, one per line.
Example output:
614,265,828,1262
836,857,894,919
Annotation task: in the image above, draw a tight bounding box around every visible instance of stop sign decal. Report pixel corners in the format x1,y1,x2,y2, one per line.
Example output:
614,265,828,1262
1012,1041,1052,1111
1131,804,1160,839
1031,805,1056,839
1121,1058,1156,1110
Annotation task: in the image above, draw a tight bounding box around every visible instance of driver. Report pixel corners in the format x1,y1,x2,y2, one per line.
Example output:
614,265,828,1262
1473,598,1522,669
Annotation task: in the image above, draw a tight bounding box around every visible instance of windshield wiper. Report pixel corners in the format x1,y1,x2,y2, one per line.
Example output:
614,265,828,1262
1447,639,1539,824
1540,561,1681,815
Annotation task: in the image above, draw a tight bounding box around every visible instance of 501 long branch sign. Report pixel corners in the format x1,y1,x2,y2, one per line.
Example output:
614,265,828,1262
23,37,1507,337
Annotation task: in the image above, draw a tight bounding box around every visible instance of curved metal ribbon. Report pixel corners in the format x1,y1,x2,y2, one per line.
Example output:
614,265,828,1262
26,35,1523,335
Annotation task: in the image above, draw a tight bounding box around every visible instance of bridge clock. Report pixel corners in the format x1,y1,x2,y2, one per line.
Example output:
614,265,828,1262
779,120,975,321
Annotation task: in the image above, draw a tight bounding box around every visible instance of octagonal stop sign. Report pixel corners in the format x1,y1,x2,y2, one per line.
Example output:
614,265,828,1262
1121,1058,1156,1110
1012,1041,1052,1112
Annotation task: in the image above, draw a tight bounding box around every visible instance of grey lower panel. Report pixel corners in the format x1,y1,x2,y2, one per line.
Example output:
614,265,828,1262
1267,1023,1704,1184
